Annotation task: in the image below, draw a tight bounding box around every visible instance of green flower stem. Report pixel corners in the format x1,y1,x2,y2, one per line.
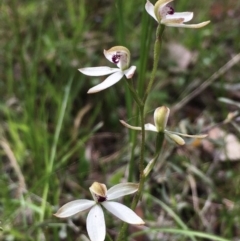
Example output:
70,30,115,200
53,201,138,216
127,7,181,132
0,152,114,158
116,105,145,241
143,24,165,103
124,78,143,107
117,131,165,241
127,128,138,182
139,108,146,175
125,78,141,182
117,24,165,241
144,132,164,177
132,131,164,208
117,25,165,241
125,78,144,182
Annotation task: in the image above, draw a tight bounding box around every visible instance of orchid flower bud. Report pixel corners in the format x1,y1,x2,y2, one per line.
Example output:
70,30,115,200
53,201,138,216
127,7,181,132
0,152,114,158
154,106,170,132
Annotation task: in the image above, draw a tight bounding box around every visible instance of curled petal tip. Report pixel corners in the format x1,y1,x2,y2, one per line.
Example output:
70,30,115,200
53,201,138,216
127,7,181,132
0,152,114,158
53,212,66,219
192,20,211,28
188,20,211,29
202,20,211,26
87,89,98,94
87,89,96,94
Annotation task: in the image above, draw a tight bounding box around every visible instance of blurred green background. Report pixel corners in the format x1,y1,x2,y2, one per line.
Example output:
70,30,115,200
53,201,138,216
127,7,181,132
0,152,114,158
1,0,240,240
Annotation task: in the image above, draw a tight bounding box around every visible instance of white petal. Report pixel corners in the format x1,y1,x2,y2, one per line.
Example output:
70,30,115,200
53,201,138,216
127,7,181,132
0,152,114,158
167,130,208,138
54,200,95,218
87,205,106,241
79,67,119,76
165,12,193,22
107,183,138,200
124,66,136,79
87,71,124,94
144,123,158,132
102,201,145,225
163,20,210,28
145,0,158,22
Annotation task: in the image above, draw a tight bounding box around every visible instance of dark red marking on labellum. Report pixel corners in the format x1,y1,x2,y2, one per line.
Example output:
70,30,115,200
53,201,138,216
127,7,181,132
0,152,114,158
167,6,174,15
97,195,107,202
112,54,121,64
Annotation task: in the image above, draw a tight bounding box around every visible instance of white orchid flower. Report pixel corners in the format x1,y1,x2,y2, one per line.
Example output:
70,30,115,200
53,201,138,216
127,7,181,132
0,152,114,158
120,106,207,145
79,46,136,94
54,182,144,241
145,0,210,28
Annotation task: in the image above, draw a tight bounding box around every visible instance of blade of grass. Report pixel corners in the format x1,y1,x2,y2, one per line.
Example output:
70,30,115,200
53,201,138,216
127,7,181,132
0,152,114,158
39,76,73,222
130,228,232,241
145,193,197,241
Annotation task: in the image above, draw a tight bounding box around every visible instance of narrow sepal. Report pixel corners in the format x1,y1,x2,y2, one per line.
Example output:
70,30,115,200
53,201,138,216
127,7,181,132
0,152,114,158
54,200,95,218
107,183,139,200
166,132,185,145
102,201,145,225
79,67,119,76
87,71,124,94
120,120,158,132
167,130,208,138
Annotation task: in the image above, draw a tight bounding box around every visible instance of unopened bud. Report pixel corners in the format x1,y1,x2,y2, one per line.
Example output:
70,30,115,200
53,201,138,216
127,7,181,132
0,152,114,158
154,106,170,132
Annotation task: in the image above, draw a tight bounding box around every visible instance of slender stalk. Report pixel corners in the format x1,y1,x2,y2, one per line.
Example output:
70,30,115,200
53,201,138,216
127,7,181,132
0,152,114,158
126,79,141,182
127,135,137,182
117,105,145,241
117,132,164,241
137,4,153,98
143,24,165,103
124,78,143,107
116,0,134,161
130,23,166,218
128,0,153,182
117,24,166,241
